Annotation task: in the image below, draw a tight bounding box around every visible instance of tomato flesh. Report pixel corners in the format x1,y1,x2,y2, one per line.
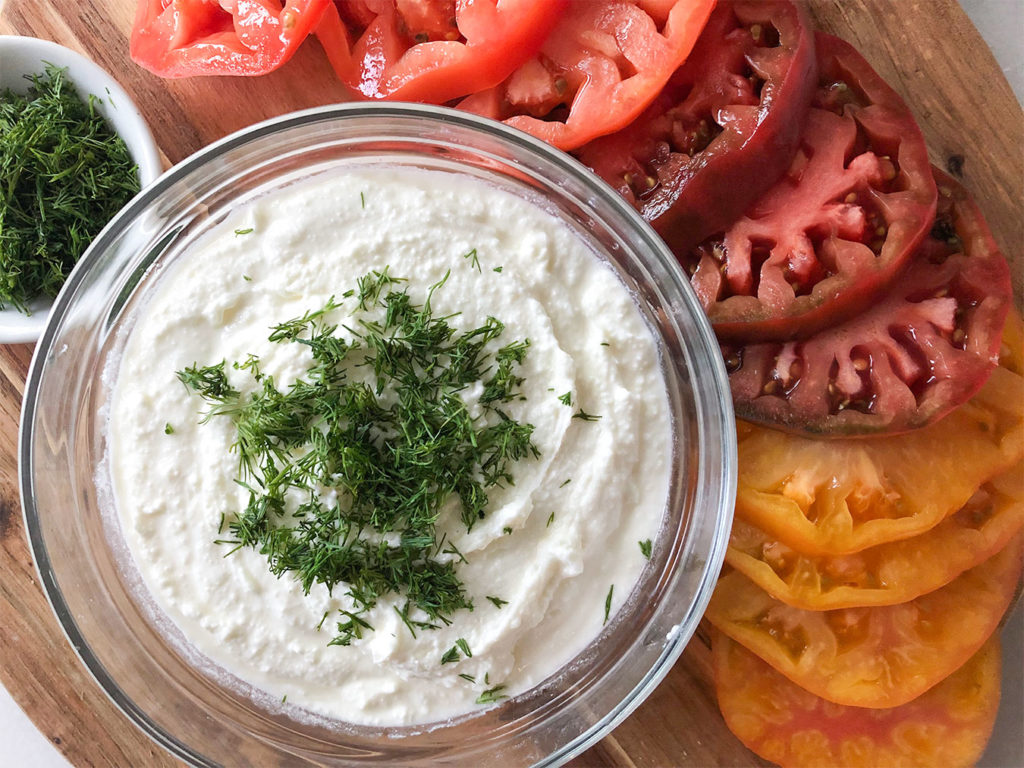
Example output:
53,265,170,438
684,32,937,343
315,0,568,103
706,536,1022,709
728,463,1024,610
735,357,1024,555
457,0,717,151
575,0,817,251
131,0,331,77
725,167,1012,436
713,631,1002,768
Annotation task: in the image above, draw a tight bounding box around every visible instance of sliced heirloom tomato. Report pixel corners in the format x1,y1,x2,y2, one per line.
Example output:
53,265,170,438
574,0,816,251
685,33,937,342
726,168,1013,436
713,630,1002,768
728,461,1024,610
131,0,330,77
315,0,568,103
735,348,1024,556
705,536,1022,709
458,0,716,151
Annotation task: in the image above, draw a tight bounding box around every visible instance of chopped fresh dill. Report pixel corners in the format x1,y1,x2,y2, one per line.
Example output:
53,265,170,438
316,611,330,632
503,526,513,535
476,684,508,705
0,64,140,312
178,270,540,647
600,341,610,347
573,409,601,422
559,478,571,488
242,274,252,281
459,673,476,683
163,423,174,435
639,539,652,559
486,595,508,609
463,248,480,272
282,695,287,704
234,228,254,235
360,191,366,209
603,585,614,625
492,266,503,273
546,512,555,527
558,391,572,406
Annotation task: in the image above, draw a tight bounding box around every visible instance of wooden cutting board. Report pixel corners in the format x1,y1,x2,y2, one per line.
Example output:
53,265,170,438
0,2,1020,766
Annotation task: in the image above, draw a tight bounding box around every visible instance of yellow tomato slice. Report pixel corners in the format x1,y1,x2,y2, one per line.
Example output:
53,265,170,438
705,535,1021,708
999,309,1024,374
727,461,1024,609
736,362,1024,555
713,630,1002,768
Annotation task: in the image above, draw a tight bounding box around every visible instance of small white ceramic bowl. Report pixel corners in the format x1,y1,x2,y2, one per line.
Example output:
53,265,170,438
0,36,162,344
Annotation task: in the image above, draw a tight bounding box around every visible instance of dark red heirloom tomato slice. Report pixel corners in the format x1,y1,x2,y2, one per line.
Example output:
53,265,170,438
726,168,1013,436
457,0,716,151
685,33,937,342
713,630,1002,768
574,0,816,251
706,536,1022,709
313,0,568,103
131,0,330,77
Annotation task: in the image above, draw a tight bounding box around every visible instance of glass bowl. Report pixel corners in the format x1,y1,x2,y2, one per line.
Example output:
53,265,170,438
20,103,736,766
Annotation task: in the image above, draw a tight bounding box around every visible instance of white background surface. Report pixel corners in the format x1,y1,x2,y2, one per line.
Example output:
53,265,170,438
2,2,1022,766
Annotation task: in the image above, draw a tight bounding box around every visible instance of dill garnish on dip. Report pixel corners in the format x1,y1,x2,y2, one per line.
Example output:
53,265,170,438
108,166,671,726
177,268,540,646
0,65,139,312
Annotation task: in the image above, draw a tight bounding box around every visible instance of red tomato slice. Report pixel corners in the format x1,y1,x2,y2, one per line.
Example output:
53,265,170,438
726,168,1013,436
713,630,1002,768
728,463,1024,610
131,0,330,77
705,536,1022,709
313,0,568,103
457,0,717,151
574,0,816,251
686,32,937,342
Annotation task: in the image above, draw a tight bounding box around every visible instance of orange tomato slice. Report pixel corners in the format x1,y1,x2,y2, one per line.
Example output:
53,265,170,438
705,535,1021,708
735,361,1024,555
999,309,1024,375
727,461,1024,609
712,630,1002,768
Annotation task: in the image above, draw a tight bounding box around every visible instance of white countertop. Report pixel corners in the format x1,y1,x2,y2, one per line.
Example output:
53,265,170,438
2,2,1022,766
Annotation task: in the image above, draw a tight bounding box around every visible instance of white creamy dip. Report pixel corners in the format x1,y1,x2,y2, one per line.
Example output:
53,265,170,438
108,166,672,727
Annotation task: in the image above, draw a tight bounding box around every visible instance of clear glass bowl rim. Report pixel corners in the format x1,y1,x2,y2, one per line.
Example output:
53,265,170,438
19,102,737,767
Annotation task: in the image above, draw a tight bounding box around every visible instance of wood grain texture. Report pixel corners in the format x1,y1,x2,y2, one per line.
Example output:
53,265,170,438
0,1,1020,766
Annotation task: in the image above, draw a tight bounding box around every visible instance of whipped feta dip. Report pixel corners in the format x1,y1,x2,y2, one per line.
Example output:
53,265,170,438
108,165,672,727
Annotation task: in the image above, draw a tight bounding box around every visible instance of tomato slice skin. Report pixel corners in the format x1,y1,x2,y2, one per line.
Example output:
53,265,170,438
725,168,1012,437
315,0,569,104
458,0,717,151
686,32,937,343
574,0,816,252
713,630,1002,768
728,463,1024,610
706,536,1022,709
131,0,331,77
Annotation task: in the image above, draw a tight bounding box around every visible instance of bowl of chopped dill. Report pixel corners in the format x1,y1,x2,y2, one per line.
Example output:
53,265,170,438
0,36,161,343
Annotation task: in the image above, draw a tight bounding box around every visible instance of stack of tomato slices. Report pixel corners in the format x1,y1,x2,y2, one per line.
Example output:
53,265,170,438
129,2,1021,765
